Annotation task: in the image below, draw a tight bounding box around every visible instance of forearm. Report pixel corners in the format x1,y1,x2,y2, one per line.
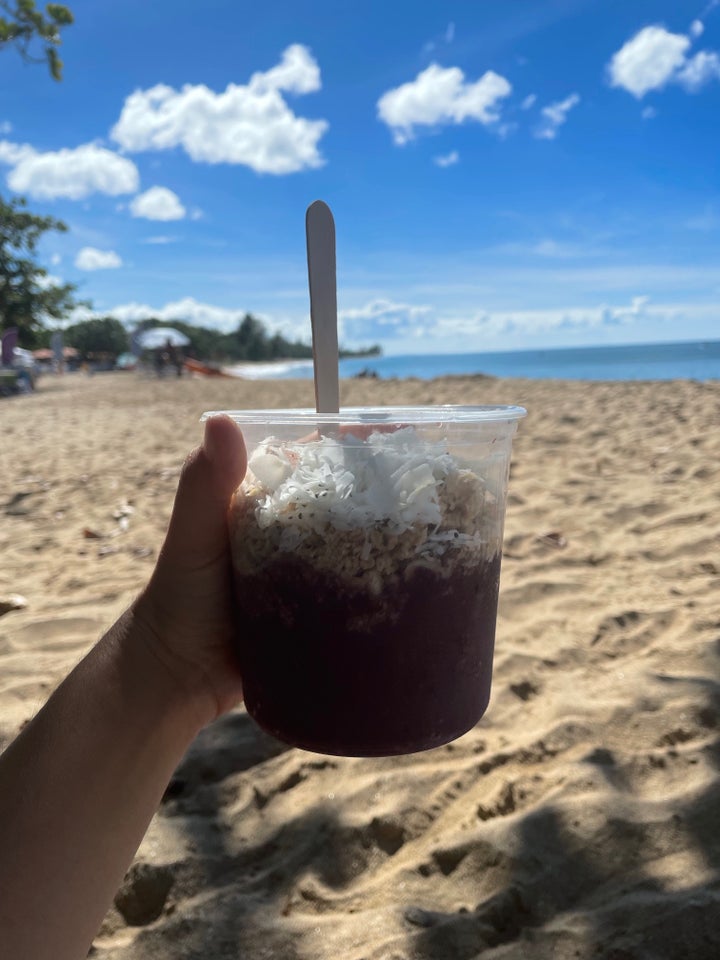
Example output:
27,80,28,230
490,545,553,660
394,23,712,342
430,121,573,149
0,606,207,960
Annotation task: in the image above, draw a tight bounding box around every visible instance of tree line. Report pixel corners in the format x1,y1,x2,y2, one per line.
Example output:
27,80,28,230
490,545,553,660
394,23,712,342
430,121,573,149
56,314,380,363
0,193,380,365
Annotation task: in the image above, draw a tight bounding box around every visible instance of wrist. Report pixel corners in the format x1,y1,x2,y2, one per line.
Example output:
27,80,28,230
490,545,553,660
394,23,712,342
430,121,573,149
109,604,216,736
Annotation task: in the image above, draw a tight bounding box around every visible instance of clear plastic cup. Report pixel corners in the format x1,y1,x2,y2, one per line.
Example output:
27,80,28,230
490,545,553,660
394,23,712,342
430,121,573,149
202,405,526,756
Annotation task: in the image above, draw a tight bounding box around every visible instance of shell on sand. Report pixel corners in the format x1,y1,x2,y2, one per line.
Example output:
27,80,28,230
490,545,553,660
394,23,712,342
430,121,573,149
0,594,28,616
1,372,719,959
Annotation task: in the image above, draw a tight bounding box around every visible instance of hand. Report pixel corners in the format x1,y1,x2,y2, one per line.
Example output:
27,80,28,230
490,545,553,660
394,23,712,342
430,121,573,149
132,415,247,726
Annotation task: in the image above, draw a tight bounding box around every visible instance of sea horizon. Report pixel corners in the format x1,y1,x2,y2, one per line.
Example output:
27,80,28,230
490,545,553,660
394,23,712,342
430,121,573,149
226,337,720,383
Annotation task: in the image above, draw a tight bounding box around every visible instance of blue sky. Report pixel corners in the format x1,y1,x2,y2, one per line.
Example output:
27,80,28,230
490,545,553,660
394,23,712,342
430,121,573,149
1,0,719,355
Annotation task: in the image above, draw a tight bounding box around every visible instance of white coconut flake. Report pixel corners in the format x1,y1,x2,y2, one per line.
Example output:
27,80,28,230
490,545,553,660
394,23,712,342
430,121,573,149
245,428,457,534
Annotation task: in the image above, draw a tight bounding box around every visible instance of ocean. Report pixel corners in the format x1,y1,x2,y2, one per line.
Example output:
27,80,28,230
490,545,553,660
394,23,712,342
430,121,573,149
228,339,720,383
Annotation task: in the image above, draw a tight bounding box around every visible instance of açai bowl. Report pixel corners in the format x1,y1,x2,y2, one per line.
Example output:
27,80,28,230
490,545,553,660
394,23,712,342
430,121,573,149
203,405,526,757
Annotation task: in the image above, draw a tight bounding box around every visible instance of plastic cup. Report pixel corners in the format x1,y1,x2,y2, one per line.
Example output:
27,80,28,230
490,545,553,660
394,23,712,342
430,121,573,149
202,405,526,756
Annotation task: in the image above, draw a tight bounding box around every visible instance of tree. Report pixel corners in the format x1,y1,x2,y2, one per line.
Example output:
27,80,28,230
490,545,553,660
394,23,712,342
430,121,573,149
234,313,269,361
0,0,73,79
64,317,128,359
0,194,83,348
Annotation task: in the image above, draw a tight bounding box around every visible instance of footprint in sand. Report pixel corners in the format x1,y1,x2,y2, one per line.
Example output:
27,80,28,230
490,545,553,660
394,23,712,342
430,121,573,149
114,862,174,926
590,608,674,659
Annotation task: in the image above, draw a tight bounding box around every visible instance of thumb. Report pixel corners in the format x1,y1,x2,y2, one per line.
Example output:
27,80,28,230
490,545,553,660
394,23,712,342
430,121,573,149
161,415,247,564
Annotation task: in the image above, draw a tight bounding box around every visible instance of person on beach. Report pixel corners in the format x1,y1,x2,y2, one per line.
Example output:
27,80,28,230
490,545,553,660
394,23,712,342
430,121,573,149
0,415,248,960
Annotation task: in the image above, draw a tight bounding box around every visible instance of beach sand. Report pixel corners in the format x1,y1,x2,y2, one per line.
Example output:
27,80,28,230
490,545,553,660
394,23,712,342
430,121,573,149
1,371,719,959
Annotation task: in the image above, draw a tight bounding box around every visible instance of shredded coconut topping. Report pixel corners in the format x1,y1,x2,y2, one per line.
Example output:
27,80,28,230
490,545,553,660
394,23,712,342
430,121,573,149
245,428,456,534
230,428,503,586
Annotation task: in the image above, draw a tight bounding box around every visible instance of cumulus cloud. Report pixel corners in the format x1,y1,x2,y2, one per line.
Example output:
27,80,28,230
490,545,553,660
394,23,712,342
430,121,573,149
130,186,186,221
0,140,35,166
68,298,308,343
431,296,653,339
434,150,459,167
534,93,580,140
96,297,249,333
111,45,328,174
331,294,662,346
377,64,512,144
0,140,139,200
608,23,720,98
676,50,720,90
75,247,123,271
338,299,432,341
340,299,431,323
608,26,690,97
520,93,537,110
34,272,63,290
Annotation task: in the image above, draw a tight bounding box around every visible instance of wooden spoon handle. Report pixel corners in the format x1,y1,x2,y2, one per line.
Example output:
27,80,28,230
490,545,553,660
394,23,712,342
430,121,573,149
306,200,340,415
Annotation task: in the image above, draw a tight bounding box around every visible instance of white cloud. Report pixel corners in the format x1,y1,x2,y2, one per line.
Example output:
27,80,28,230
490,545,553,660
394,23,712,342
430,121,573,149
377,64,512,144
67,288,720,352
35,272,63,290
676,50,720,91
534,93,580,140
608,24,720,98
445,22,455,43
69,298,309,342
0,121,12,135
608,26,691,97
520,93,537,110
101,297,248,332
330,293,664,347
75,247,123,271
434,150,459,167
50,253,62,266
130,186,186,221
0,140,34,165
430,295,652,339
339,299,432,323
641,105,658,119
111,45,328,174
140,235,178,244
338,299,432,341
0,139,139,200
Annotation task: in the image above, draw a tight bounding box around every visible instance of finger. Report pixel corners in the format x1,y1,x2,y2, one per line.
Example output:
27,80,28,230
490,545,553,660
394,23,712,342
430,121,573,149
161,416,247,562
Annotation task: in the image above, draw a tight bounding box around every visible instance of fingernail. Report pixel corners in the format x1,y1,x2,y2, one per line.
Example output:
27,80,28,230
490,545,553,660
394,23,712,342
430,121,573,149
203,418,219,464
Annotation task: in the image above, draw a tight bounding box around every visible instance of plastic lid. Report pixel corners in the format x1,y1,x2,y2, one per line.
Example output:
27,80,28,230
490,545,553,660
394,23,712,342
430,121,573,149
201,405,527,426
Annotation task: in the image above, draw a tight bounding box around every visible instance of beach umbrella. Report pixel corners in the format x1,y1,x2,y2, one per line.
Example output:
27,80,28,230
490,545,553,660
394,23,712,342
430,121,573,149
137,327,190,350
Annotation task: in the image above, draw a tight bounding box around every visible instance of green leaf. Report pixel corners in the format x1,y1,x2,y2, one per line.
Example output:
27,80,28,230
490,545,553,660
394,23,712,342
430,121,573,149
1,0,74,79
46,43,60,78
47,3,73,26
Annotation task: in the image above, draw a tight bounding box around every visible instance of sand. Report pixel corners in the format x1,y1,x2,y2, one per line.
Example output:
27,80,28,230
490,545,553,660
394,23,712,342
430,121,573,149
1,370,719,959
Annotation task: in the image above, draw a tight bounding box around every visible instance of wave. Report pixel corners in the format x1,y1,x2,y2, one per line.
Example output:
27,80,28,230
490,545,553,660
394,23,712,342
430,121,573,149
224,360,315,380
